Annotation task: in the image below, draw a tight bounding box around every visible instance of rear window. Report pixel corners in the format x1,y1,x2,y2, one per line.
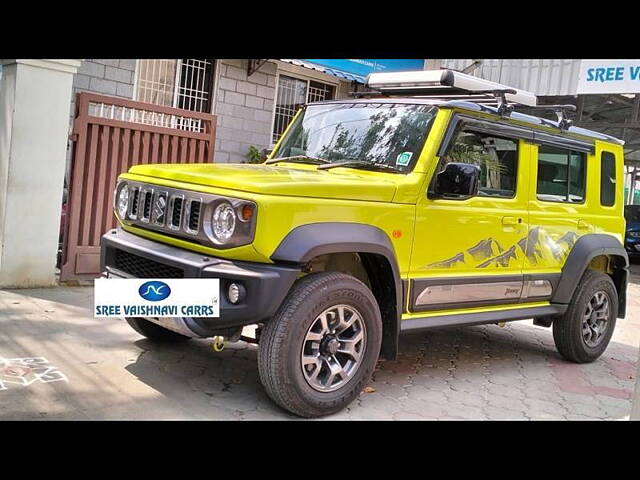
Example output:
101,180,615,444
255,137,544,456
537,145,586,203
600,151,616,207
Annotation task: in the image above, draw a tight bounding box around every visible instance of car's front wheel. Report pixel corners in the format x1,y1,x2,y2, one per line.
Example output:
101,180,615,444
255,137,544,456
258,272,382,418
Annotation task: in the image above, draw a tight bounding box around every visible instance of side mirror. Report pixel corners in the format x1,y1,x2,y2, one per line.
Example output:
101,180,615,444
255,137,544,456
433,162,480,199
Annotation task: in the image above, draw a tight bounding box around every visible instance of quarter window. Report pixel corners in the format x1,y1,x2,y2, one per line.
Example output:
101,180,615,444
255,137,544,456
441,130,518,198
600,151,616,207
536,145,586,203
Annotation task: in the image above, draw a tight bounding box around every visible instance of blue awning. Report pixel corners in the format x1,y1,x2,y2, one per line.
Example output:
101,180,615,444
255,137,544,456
279,59,366,83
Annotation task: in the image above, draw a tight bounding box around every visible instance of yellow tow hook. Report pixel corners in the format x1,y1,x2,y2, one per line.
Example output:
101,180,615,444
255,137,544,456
212,336,226,352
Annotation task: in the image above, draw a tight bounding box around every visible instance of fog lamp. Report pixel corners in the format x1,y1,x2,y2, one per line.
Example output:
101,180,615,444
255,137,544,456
227,283,246,304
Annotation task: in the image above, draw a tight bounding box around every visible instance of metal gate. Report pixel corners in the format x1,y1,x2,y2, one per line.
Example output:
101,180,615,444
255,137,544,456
60,92,217,281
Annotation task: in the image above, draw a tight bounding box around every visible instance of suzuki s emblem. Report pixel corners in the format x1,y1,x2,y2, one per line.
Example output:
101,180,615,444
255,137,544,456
138,281,171,301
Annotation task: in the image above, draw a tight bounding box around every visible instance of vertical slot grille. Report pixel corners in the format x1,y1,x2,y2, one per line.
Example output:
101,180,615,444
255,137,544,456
171,197,183,228
188,200,201,232
129,187,140,218
141,191,152,221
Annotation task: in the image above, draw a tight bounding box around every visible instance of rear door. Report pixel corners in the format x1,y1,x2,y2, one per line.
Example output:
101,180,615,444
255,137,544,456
525,137,593,281
525,138,623,292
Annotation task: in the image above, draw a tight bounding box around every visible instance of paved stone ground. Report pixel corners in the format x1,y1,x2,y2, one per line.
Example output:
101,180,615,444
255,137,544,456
1,264,639,420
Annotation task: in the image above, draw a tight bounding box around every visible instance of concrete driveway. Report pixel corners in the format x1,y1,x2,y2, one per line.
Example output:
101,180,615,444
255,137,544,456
1,264,639,420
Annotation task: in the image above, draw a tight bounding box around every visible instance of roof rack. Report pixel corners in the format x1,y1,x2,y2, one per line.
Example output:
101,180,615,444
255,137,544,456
513,104,577,132
355,69,537,116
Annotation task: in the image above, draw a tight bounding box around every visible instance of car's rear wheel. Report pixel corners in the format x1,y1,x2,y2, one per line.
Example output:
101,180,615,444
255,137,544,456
552,270,617,363
125,317,191,342
258,272,382,418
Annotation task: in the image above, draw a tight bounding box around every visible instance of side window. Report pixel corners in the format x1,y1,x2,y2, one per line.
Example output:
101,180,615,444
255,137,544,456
441,129,518,198
600,151,616,207
536,145,586,203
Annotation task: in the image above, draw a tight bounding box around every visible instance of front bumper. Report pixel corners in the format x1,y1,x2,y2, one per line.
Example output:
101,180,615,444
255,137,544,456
100,228,301,332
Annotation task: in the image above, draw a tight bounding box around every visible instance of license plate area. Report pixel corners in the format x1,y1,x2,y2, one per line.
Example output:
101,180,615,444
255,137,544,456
95,278,220,318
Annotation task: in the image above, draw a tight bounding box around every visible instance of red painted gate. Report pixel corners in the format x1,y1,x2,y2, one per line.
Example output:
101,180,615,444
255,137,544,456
60,92,217,281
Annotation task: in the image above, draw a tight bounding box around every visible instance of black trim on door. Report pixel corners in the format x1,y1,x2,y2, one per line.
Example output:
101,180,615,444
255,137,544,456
436,114,534,157
436,113,595,159
532,131,594,154
408,273,561,313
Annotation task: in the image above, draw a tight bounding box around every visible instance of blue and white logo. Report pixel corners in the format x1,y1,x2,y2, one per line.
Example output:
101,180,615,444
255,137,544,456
138,281,171,302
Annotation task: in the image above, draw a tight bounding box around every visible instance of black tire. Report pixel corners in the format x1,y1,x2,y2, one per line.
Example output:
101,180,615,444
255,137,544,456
125,317,191,342
552,270,618,363
258,272,382,418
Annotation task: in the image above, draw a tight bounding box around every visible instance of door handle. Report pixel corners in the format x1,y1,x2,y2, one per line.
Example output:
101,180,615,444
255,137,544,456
577,219,591,230
502,216,519,226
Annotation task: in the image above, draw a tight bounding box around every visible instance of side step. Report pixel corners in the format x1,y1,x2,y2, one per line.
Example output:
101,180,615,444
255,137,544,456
400,305,567,332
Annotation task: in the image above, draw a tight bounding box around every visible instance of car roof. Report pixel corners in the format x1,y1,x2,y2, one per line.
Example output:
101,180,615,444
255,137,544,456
307,98,625,146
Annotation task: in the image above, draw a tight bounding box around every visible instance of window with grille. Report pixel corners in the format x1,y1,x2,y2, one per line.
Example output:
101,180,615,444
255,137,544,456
272,74,335,144
134,59,215,113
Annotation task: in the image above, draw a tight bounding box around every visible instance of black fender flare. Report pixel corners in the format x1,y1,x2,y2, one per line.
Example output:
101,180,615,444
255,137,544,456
552,233,629,317
271,222,402,358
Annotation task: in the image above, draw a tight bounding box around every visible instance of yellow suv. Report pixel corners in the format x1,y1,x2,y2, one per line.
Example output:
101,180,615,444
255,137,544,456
101,70,629,417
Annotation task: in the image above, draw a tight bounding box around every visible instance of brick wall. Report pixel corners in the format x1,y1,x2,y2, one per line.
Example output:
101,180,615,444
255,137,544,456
67,59,355,165
70,59,136,120
212,59,354,164
213,59,278,163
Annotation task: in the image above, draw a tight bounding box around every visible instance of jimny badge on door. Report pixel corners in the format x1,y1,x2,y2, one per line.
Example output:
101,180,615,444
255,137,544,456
95,278,220,318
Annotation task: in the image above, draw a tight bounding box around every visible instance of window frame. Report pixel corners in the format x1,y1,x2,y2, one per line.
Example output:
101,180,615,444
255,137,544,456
431,115,529,201
535,144,588,205
600,150,617,208
270,70,339,145
132,59,217,114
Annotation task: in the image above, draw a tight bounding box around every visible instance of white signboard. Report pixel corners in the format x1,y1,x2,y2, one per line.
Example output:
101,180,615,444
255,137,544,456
577,59,640,94
95,278,220,317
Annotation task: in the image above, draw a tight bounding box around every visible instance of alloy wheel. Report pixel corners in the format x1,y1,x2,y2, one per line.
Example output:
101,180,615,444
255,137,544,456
582,291,611,348
301,304,367,392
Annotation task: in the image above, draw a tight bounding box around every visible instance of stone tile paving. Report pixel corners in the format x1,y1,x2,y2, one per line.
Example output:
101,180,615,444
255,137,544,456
0,264,638,420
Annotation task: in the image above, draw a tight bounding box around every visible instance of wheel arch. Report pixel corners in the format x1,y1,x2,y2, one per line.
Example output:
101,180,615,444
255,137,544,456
552,233,629,318
271,222,402,360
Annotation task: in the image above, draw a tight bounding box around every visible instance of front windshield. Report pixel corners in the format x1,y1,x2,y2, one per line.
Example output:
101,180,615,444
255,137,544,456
272,103,438,172
625,205,640,222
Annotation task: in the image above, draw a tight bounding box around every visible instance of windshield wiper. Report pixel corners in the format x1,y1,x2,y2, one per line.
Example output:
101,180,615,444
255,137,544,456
317,160,402,173
264,155,330,165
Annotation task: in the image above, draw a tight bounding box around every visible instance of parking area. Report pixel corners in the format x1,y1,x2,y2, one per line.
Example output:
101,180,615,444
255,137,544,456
1,263,639,420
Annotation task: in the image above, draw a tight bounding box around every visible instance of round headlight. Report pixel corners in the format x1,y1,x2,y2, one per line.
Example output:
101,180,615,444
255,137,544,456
117,184,129,219
212,202,236,242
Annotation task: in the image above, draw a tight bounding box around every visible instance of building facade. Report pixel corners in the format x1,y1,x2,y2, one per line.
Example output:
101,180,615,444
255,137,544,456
68,59,370,165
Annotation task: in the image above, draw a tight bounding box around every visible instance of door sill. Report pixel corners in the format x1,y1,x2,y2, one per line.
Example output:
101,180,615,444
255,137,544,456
400,304,567,332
